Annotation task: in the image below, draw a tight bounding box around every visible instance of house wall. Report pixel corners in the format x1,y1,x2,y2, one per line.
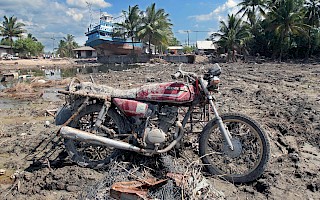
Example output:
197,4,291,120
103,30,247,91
77,50,97,58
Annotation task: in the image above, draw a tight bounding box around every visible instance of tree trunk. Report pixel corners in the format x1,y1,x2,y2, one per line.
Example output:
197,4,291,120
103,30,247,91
131,37,135,55
279,33,284,62
306,29,311,60
148,35,152,58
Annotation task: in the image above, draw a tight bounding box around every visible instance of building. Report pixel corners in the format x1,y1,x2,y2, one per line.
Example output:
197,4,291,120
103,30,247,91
167,46,184,55
73,46,97,58
0,45,12,58
196,41,216,55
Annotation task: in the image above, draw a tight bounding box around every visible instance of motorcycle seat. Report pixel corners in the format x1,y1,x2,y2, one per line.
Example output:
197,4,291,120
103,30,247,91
78,82,138,99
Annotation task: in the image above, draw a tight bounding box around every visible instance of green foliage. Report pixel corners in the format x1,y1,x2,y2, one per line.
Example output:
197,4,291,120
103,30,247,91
237,0,267,25
168,37,181,46
114,3,174,55
266,0,309,60
213,14,251,62
137,3,173,55
14,37,44,57
183,46,195,54
213,0,320,60
116,5,140,53
0,38,11,46
57,34,79,57
0,15,25,48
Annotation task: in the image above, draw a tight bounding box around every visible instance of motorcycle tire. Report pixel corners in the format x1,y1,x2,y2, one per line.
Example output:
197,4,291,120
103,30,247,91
199,113,270,183
64,103,126,169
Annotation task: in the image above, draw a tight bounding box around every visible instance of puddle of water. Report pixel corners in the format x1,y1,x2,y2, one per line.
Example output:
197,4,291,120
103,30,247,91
0,64,140,91
42,87,64,102
44,69,61,80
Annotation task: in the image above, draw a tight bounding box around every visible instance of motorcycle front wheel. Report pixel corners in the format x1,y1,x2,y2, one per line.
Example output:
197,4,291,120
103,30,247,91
199,113,270,183
64,103,126,169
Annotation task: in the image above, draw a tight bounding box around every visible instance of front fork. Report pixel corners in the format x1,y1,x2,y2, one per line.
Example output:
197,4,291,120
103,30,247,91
199,78,234,151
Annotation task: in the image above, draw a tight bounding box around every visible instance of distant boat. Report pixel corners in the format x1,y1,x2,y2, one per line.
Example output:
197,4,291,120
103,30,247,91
85,14,143,56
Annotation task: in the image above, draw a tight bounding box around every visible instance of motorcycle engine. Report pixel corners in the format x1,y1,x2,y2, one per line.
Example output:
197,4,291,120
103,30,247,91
140,105,178,148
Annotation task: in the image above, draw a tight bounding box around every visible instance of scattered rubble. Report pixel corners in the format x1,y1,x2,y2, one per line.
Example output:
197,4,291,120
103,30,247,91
0,169,6,175
0,62,319,199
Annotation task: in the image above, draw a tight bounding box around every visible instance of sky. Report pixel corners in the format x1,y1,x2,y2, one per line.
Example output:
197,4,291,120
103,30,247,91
0,0,240,52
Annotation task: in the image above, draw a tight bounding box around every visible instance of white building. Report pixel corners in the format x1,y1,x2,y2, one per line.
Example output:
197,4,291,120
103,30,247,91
196,41,216,55
73,46,97,58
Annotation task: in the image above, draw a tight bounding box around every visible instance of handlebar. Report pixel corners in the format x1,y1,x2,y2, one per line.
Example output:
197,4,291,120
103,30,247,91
172,63,221,80
171,63,198,79
171,70,199,80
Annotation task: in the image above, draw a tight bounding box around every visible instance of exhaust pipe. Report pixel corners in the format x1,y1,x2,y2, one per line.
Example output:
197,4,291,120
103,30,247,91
60,126,152,153
59,123,184,155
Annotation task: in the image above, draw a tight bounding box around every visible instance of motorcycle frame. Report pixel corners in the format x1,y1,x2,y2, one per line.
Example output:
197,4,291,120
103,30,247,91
58,76,234,151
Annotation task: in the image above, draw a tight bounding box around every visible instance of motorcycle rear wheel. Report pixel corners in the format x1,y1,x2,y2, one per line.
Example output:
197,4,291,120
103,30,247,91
199,113,270,183
64,104,125,169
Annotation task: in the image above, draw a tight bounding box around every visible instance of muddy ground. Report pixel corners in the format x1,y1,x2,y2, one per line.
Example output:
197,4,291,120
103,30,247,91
0,61,319,199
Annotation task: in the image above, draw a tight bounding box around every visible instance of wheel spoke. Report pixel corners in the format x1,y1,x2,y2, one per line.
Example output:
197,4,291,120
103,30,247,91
64,105,122,168
205,119,264,177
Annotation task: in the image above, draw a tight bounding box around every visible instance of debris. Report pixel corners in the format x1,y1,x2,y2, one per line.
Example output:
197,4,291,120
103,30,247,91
45,120,50,127
37,79,46,84
3,72,19,80
146,77,155,82
110,178,167,200
166,172,187,187
20,132,27,137
18,74,33,80
0,169,6,175
46,109,58,117
10,170,20,180
23,172,33,181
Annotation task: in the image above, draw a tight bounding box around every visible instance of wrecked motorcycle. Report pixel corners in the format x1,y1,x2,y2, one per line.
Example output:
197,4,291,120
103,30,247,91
56,63,270,183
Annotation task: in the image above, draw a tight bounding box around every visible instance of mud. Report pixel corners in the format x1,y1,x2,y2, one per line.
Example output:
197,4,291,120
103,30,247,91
0,62,319,199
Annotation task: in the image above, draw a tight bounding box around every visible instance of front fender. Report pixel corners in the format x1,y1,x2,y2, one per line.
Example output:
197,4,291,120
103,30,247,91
55,105,73,125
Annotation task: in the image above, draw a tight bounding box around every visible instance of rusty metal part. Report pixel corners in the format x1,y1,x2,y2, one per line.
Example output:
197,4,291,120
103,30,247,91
110,178,167,200
59,121,184,155
58,90,111,101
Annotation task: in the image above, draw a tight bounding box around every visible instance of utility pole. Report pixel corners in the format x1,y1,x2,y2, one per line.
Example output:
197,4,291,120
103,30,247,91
51,34,55,55
186,30,190,46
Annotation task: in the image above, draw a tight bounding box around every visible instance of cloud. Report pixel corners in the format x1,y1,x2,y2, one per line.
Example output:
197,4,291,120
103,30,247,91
66,8,84,21
190,0,240,21
66,0,111,9
0,0,94,51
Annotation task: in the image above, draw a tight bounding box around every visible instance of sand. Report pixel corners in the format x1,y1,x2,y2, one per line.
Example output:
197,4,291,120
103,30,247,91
0,58,77,70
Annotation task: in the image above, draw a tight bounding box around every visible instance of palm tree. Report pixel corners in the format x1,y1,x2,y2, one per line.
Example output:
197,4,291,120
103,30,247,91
303,0,320,58
266,0,308,61
57,34,78,57
137,3,172,56
213,14,251,62
27,33,38,41
236,0,267,26
0,15,25,50
63,34,78,57
57,40,67,57
116,5,140,54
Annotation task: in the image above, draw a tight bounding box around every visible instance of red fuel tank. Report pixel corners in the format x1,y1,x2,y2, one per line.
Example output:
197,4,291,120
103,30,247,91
113,98,148,117
136,82,195,103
